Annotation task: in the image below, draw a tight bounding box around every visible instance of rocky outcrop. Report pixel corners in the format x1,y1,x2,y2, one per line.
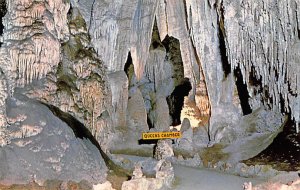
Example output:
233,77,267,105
154,139,174,160
121,159,174,190
0,96,107,186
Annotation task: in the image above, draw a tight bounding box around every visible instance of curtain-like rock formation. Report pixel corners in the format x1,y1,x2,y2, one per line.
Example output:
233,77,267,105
74,0,299,135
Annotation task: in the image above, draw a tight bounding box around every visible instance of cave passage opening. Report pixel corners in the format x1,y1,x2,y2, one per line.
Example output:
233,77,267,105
167,78,192,126
124,51,133,79
124,51,136,90
161,34,190,127
234,67,252,115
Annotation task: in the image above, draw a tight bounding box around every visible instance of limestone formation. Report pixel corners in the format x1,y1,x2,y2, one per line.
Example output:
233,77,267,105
155,159,174,188
121,159,174,190
132,163,144,179
0,0,299,188
108,71,128,128
175,118,194,152
121,177,164,190
93,181,116,190
154,139,174,160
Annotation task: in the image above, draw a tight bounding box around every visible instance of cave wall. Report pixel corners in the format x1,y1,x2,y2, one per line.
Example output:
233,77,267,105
73,0,299,134
0,0,299,148
0,0,113,149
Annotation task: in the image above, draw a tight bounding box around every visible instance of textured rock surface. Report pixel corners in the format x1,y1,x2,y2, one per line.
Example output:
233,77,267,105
223,107,285,162
222,0,300,130
0,95,107,186
0,0,299,186
73,0,299,136
154,139,174,160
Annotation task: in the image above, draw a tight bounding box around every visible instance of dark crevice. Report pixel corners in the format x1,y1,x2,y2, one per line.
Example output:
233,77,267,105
263,88,273,109
182,0,190,33
245,116,300,171
0,0,7,47
249,66,263,96
88,0,96,33
217,2,231,78
167,78,192,126
147,116,154,129
150,18,164,50
42,103,132,178
67,3,73,20
249,66,262,87
234,67,252,115
124,51,134,84
280,93,286,113
124,52,133,75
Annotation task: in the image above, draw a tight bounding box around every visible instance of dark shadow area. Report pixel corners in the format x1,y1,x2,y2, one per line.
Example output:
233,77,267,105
280,93,286,113
124,51,135,86
124,52,133,77
161,35,189,126
217,3,231,78
150,18,164,50
67,3,73,19
244,116,300,171
0,0,7,47
138,139,158,145
42,103,131,178
234,67,252,115
167,78,192,126
249,67,262,89
147,116,154,129
162,35,185,87
263,88,273,109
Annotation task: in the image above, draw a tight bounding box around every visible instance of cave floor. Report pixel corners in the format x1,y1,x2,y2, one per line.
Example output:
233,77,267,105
113,154,265,190
173,165,264,190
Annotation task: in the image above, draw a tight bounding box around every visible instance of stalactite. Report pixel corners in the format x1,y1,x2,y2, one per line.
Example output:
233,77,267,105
80,81,106,133
1,0,69,87
222,0,299,131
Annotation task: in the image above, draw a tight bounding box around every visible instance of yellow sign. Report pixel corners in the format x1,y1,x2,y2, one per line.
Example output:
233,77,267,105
142,132,181,140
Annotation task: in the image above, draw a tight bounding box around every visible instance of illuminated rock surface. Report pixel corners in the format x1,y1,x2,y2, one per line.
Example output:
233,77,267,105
0,0,299,189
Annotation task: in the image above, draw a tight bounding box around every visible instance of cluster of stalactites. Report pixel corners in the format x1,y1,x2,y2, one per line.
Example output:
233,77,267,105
223,0,299,132
1,0,69,87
